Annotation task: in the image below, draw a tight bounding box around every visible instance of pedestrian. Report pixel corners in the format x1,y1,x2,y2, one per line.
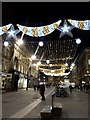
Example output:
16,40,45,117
83,84,86,91
37,84,40,91
14,80,18,92
14,74,19,92
80,85,83,91
69,84,73,93
33,83,36,91
39,83,45,100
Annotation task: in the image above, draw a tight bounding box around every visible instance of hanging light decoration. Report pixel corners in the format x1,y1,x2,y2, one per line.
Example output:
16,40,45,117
65,63,68,66
0,23,12,35
46,60,50,64
57,20,74,38
4,41,9,47
16,39,23,45
31,55,36,60
37,61,41,66
67,19,90,30
17,20,61,37
5,24,20,40
49,64,52,67
39,41,44,47
76,38,81,44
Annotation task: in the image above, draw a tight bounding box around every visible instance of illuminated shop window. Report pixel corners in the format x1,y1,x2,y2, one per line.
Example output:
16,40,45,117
88,59,90,65
18,65,20,71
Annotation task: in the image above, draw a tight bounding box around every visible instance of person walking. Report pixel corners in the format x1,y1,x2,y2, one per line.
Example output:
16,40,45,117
69,84,73,93
39,83,45,100
33,83,36,91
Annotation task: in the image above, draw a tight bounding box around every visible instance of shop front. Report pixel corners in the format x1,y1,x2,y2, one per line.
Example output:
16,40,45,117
1,72,12,92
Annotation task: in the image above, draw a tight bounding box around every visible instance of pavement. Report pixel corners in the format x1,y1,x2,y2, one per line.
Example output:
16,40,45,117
2,86,55,119
1,86,89,120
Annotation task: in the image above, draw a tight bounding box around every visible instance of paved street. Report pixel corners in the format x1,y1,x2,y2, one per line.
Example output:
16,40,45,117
2,86,88,119
2,86,55,118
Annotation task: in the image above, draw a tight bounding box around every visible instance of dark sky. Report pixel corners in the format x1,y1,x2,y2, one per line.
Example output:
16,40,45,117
2,2,90,55
2,2,90,25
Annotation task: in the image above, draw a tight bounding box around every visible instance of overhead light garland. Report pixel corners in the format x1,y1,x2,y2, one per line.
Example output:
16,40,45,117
42,69,70,76
57,20,74,38
39,62,69,76
67,19,90,30
0,23,12,35
17,20,61,37
0,19,90,40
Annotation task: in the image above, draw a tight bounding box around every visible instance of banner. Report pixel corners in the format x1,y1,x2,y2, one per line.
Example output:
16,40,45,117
17,20,61,37
68,19,90,30
0,23,12,35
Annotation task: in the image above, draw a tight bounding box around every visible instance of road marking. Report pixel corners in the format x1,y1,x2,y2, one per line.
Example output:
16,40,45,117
10,87,55,118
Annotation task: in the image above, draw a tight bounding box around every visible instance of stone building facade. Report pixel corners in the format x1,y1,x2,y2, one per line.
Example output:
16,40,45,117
2,37,38,91
71,47,90,85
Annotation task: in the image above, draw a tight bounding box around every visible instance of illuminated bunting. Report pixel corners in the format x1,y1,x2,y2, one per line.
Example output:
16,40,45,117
68,19,90,30
17,20,61,37
0,23,12,35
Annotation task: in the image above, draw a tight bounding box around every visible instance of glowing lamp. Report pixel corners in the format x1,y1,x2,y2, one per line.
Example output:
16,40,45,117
39,41,43,47
46,60,50,64
31,55,36,60
76,38,81,44
4,41,9,47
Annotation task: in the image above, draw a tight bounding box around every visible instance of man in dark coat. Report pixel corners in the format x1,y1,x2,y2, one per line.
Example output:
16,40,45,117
69,84,73,93
40,83,45,100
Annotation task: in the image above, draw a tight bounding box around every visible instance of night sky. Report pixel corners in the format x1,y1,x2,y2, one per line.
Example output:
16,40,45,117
2,2,90,56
